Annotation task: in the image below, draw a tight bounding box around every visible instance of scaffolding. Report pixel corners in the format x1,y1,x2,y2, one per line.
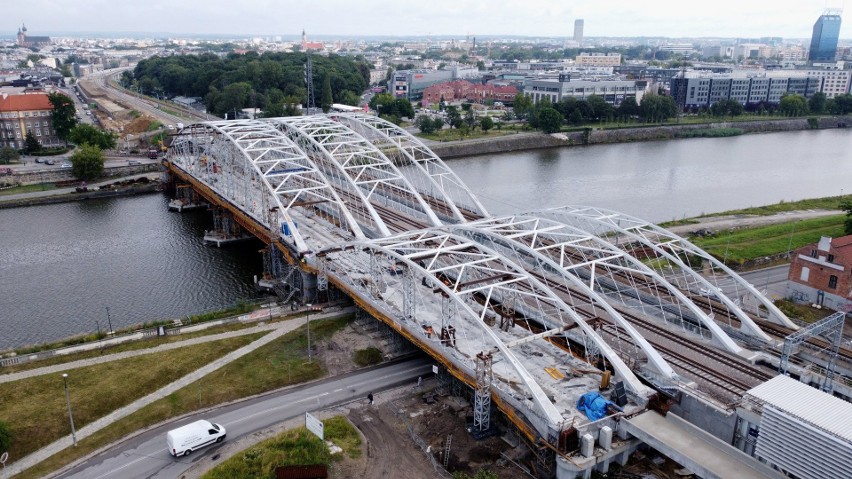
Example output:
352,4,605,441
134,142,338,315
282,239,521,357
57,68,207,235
473,351,493,432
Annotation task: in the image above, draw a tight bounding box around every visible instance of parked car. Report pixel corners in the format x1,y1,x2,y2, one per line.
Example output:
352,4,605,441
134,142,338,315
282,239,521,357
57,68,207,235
128,160,141,165
35,157,44,163
45,159,56,165
60,162,72,169
0,167,13,176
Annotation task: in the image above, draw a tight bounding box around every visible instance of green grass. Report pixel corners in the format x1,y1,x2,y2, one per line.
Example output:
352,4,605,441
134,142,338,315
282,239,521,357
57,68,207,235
201,416,361,479
691,215,846,265
674,127,744,138
15,316,352,479
774,299,836,324
695,196,847,217
353,347,383,367
0,333,264,462
418,129,513,142
0,183,59,196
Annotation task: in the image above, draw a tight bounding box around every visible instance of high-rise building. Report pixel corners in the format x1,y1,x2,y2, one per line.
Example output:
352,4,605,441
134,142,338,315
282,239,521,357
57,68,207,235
809,10,842,62
573,19,584,44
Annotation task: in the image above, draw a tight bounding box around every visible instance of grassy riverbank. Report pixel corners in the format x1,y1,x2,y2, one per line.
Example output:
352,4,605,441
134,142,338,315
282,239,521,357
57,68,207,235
15,316,351,479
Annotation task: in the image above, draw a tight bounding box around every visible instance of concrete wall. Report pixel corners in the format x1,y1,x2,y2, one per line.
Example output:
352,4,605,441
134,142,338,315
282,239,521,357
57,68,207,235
668,393,738,443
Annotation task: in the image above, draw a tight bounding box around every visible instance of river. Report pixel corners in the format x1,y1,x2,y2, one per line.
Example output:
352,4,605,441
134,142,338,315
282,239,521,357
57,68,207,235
2,129,851,350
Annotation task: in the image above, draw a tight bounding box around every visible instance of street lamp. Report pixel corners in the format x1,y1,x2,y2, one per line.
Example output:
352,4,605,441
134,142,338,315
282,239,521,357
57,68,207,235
306,303,312,362
62,374,77,446
105,306,113,335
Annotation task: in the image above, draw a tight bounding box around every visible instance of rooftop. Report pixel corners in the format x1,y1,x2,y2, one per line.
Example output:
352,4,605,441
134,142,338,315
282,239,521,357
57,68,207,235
0,92,53,112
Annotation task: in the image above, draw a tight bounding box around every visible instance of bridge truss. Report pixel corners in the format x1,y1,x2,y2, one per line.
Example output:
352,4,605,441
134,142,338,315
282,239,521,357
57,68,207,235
165,114,792,445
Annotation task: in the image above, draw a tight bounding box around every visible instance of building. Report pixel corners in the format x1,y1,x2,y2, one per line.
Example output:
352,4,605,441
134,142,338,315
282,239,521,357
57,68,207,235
805,62,852,98
300,29,324,52
523,74,647,106
16,24,51,48
0,93,63,150
389,66,479,101
659,43,694,55
573,19,584,44
670,72,822,108
809,11,842,62
421,80,518,106
575,53,621,67
786,234,852,311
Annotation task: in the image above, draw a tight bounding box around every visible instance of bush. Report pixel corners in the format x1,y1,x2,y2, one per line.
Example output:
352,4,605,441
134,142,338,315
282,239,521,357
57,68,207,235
30,147,71,157
675,128,743,138
353,347,383,366
0,421,13,454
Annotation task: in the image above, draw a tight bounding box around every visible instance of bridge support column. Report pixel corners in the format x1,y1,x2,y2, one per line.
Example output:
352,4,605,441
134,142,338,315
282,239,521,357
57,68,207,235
473,351,493,432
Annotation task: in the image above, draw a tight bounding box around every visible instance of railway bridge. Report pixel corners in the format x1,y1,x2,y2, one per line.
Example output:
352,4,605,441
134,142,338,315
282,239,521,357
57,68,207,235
163,114,849,478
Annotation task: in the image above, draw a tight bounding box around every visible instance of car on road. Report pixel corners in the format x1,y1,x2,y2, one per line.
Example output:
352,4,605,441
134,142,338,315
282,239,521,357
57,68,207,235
45,159,56,165
166,420,225,457
35,157,43,163
60,162,72,169
128,160,141,165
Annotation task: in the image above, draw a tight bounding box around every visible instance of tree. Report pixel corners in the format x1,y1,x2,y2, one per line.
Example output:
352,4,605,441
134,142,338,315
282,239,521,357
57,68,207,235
586,95,614,122
70,144,105,181
416,115,436,134
24,131,41,153
68,124,116,150
537,107,563,133
464,109,477,129
808,92,827,115
842,199,852,235
616,96,639,120
779,94,809,117
0,147,20,164
639,94,677,122
512,93,533,120
0,421,12,455
321,74,333,113
446,106,463,129
710,98,744,118
479,116,494,132
432,117,445,130
48,92,78,144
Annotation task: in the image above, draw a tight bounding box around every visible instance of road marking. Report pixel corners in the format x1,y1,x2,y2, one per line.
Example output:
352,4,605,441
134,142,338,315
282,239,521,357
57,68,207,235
89,455,149,479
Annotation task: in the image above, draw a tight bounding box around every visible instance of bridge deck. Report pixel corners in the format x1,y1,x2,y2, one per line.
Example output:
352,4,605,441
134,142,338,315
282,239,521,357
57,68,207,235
623,412,784,479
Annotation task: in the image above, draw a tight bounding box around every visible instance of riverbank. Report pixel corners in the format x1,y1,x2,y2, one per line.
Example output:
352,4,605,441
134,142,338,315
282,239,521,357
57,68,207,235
428,115,852,159
0,174,162,209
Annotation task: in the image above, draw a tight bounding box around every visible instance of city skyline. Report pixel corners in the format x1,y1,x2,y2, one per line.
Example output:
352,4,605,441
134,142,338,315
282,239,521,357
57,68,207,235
3,0,850,40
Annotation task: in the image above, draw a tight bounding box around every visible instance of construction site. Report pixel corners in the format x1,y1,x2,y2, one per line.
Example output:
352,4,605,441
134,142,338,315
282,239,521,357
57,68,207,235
150,112,852,479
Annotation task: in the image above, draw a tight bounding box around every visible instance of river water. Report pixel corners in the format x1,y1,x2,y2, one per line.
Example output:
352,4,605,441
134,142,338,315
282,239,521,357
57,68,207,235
2,129,851,350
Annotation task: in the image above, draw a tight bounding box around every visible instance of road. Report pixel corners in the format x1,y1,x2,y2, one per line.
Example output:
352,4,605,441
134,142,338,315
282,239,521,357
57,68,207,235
55,357,431,479
711,264,791,301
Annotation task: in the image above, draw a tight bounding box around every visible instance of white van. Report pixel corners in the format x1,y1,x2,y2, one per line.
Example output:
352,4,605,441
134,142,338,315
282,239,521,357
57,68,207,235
166,420,226,457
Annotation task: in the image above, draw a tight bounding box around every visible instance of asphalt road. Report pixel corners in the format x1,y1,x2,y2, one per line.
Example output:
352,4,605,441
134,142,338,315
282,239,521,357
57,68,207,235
55,356,431,479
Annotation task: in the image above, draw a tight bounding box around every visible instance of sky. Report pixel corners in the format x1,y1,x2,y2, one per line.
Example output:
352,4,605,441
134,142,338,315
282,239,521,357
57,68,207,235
3,0,849,39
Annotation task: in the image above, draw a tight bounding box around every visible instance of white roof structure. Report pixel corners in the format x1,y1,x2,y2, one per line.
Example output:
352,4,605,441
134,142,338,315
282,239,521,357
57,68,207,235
745,375,852,443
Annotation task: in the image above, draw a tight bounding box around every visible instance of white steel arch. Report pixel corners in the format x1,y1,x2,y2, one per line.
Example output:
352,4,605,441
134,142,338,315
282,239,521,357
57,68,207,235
332,113,489,222
360,229,654,399
467,214,749,353
168,120,368,252
545,206,792,335
265,116,443,237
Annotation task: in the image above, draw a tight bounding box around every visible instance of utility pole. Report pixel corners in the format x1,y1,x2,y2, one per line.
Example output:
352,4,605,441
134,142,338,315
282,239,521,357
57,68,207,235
305,54,315,114
62,374,77,446
306,303,313,362
105,306,113,335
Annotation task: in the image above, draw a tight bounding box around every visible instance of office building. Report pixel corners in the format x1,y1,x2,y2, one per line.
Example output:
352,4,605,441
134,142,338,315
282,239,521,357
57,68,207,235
573,19,584,44
809,11,842,62
523,74,647,106
575,53,621,67
670,72,822,108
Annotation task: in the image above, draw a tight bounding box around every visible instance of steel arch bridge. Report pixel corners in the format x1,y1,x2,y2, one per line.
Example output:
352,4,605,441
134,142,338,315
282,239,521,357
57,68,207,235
165,114,792,461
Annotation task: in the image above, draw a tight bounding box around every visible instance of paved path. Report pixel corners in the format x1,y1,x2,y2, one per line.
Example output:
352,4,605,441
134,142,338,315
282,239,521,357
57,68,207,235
5,309,346,477
666,209,843,236
0,320,284,384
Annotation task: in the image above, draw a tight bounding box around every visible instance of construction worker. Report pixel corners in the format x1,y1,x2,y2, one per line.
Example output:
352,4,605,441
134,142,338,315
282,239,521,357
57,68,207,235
368,392,374,405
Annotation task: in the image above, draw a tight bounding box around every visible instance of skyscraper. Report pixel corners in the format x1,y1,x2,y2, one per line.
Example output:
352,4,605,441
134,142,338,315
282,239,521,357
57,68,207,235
573,19,584,45
809,10,842,62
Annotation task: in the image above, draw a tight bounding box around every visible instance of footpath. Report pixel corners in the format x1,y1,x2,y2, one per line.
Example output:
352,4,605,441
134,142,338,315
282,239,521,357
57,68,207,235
3,306,351,477
665,209,844,236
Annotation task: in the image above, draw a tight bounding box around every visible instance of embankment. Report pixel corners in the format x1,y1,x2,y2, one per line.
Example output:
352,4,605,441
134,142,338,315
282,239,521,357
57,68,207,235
0,181,161,209
430,116,852,159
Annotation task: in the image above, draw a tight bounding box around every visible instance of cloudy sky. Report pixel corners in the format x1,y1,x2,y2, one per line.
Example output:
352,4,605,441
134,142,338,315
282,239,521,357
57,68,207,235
4,0,848,39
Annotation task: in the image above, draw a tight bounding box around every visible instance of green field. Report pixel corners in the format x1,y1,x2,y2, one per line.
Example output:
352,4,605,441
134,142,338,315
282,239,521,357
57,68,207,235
17,316,352,479
691,215,846,265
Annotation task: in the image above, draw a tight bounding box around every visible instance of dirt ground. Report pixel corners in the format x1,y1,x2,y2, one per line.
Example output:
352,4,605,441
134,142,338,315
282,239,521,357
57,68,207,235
665,209,842,236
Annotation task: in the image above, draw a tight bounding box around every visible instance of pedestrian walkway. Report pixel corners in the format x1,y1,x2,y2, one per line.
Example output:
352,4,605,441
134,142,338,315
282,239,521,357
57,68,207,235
6,308,346,477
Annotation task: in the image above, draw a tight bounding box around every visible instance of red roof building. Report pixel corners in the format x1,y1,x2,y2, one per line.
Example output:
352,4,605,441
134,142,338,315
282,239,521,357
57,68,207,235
787,234,852,312
421,80,518,107
0,92,63,149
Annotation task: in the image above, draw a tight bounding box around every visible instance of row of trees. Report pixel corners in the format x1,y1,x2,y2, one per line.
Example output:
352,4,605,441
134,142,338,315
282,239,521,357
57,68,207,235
415,104,496,135
45,92,114,180
513,93,679,133
131,52,373,118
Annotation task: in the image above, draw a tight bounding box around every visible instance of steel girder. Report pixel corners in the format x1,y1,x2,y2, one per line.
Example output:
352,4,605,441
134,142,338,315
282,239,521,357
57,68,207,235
334,229,653,406
265,116,443,237
167,120,367,253
332,113,489,222
543,206,790,337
